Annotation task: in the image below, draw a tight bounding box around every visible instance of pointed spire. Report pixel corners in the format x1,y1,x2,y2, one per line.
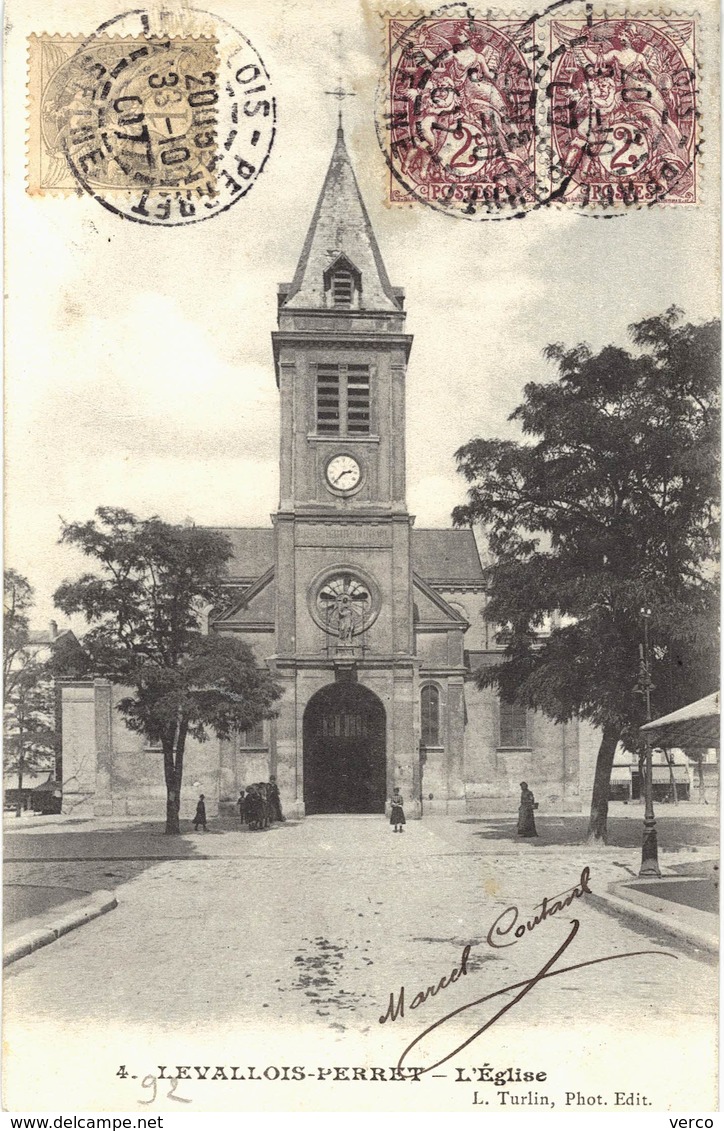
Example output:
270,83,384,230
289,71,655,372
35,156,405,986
284,130,401,312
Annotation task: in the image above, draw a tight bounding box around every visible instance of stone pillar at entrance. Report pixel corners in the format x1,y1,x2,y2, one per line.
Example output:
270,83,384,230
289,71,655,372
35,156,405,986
60,681,100,816
94,680,113,817
274,668,303,818
446,677,467,816
391,664,420,818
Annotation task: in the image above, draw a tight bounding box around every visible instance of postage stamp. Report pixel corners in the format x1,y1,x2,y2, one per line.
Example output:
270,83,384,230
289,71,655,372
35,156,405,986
27,16,275,226
28,35,221,198
546,17,698,206
380,14,537,216
376,3,700,218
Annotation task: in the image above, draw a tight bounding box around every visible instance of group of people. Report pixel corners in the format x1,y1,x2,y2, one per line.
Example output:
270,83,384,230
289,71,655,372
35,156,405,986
236,777,285,831
195,780,537,836
190,777,286,833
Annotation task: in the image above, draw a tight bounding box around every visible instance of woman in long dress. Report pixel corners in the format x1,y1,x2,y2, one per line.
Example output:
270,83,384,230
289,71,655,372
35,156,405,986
390,788,406,833
517,781,538,837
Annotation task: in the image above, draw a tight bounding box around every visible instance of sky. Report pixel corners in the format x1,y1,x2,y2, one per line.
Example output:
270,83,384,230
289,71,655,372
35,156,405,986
5,0,720,626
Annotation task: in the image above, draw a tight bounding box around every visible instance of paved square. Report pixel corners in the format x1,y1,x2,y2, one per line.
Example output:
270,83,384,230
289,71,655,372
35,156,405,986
3,812,718,1111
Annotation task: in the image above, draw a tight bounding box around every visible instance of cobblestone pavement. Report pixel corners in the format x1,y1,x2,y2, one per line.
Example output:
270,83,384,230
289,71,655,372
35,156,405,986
3,813,719,1112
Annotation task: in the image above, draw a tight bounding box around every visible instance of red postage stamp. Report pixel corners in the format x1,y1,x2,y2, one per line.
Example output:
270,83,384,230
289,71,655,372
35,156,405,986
548,17,698,205
382,15,537,217
378,7,699,216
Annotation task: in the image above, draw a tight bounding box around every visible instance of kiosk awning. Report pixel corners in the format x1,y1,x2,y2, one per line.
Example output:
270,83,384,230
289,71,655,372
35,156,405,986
640,692,719,749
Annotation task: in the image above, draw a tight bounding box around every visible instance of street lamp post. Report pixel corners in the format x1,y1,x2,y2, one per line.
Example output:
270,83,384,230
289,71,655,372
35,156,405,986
638,607,661,878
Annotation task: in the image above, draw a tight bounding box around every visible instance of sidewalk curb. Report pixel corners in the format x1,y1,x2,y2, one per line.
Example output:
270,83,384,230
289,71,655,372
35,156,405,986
3,889,118,966
591,881,719,955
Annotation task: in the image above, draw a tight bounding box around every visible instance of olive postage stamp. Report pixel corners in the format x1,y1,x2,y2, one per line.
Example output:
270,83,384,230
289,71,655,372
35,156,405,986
27,12,275,225
27,35,222,198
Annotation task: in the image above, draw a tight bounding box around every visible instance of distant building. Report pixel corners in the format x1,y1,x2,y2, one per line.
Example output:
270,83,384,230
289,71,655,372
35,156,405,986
609,748,692,803
26,620,72,658
60,129,600,819
4,621,78,809
4,773,62,815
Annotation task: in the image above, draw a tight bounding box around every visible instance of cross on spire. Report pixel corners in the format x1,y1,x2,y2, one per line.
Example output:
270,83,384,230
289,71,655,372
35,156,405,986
324,31,355,136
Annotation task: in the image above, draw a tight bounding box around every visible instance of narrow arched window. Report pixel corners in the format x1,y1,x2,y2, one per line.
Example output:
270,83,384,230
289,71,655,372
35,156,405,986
421,684,440,746
499,696,528,748
240,720,264,747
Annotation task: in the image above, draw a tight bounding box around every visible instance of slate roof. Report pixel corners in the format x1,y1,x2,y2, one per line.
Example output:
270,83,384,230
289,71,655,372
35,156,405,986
27,627,74,646
213,526,484,587
212,528,274,582
283,127,401,312
411,529,484,585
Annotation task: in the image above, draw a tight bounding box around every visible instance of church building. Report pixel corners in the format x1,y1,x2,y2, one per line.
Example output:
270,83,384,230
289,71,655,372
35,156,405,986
60,128,597,819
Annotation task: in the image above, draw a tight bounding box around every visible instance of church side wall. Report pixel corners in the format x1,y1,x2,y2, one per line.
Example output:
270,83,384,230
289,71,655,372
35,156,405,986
425,587,590,815
106,684,221,818
463,680,585,814
61,680,224,820
60,682,97,816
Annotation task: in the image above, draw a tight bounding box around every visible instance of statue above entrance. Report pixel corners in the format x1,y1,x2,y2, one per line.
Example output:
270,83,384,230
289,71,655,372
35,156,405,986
309,568,381,639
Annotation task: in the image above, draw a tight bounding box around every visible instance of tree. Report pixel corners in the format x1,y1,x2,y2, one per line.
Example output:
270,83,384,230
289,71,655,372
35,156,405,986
53,507,283,834
3,571,57,814
453,308,719,842
4,569,33,700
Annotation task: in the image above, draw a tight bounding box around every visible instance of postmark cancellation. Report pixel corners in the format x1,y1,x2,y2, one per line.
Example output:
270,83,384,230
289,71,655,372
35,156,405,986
28,35,221,195
27,26,275,226
377,5,700,217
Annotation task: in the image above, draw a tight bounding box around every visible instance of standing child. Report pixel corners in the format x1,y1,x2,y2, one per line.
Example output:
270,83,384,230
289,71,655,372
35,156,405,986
390,787,406,833
193,793,208,832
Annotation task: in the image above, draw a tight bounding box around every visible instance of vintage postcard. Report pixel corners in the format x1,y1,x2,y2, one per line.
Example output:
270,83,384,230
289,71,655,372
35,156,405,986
3,0,720,1117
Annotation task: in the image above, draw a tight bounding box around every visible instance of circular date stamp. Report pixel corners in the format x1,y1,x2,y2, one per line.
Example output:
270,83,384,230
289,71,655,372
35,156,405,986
27,8,275,226
376,2,699,219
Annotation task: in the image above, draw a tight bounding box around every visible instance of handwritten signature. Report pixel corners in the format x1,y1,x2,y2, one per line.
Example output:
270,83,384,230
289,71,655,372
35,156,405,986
486,865,592,948
379,867,678,1075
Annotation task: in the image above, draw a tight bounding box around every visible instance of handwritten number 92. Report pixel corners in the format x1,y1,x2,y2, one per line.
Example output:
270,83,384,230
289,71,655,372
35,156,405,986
138,1074,192,1105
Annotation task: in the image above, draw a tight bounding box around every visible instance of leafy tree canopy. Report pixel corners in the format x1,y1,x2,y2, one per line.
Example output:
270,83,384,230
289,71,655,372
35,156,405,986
54,507,283,833
3,569,56,804
453,308,719,839
4,569,34,700
54,506,234,676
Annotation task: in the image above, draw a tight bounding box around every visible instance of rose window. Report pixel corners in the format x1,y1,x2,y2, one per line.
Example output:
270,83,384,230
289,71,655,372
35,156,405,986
309,569,380,639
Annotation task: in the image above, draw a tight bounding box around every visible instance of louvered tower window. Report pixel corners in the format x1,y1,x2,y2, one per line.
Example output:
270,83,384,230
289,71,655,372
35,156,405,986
347,365,370,433
331,270,354,308
317,364,340,434
324,257,361,310
316,363,370,435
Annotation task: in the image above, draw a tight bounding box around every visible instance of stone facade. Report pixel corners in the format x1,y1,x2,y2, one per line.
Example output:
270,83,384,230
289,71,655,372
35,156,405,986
60,128,599,819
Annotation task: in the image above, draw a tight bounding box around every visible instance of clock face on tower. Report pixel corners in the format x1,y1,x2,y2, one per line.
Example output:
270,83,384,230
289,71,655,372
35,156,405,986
325,454,361,493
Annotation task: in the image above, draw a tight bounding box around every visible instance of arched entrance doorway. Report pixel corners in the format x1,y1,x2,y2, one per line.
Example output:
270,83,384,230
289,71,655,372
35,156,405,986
303,682,386,814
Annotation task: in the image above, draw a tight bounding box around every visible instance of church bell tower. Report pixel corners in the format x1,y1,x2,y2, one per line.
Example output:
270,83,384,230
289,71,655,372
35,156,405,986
272,124,413,515
270,124,420,817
